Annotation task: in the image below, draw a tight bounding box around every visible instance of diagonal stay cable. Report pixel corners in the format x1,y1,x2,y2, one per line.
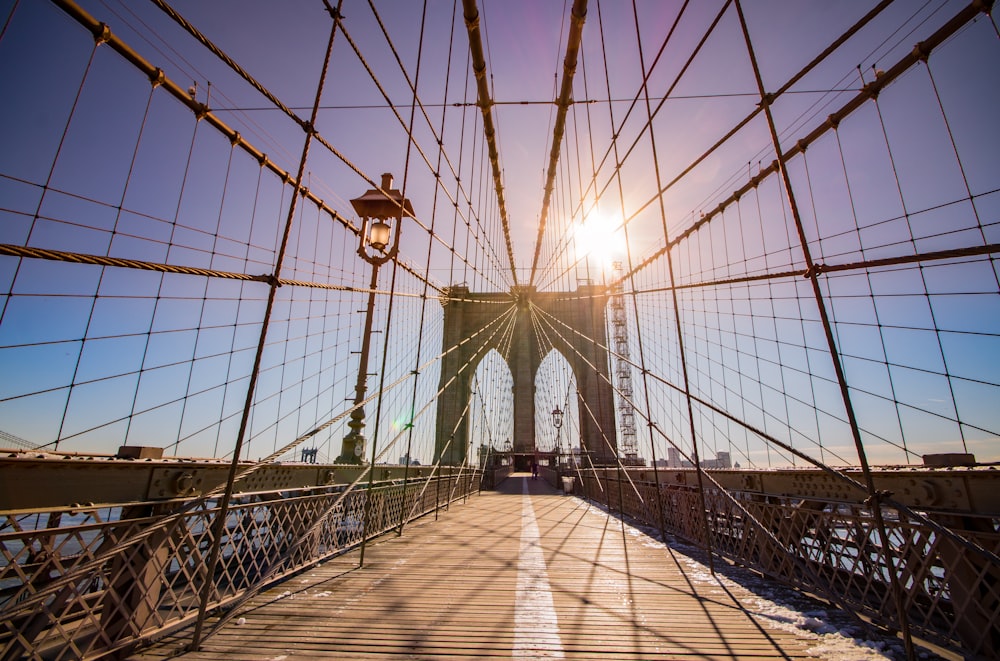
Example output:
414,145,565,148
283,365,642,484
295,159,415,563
48,0,452,296
585,0,895,267
362,1,510,284
72,0,503,295
619,0,986,285
0,300,519,620
526,301,900,631
533,290,1000,565
197,306,517,644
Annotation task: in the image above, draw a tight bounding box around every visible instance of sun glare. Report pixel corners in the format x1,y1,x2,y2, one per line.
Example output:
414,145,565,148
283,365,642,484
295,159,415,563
574,214,626,267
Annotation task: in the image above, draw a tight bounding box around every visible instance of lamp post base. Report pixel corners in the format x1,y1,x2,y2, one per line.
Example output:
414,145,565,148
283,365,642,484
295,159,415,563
336,433,365,464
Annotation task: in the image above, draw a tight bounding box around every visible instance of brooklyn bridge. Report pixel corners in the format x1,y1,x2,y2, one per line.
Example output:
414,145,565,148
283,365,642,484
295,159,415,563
1,0,998,659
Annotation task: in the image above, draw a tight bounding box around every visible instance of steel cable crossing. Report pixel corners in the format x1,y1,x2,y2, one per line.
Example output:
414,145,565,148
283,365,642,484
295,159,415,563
1,1,999,658
0,2,515,655
525,285,1000,656
518,8,998,655
70,0,508,294
534,0,929,291
24,0,520,457
530,0,997,476
13,5,995,464
0,298,519,628
615,0,994,287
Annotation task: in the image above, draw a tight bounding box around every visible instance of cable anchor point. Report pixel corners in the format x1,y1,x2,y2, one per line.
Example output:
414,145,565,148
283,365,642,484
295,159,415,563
802,263,827,279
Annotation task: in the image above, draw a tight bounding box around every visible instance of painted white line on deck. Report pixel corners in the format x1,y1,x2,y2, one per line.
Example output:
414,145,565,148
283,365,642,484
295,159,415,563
513,477,565,659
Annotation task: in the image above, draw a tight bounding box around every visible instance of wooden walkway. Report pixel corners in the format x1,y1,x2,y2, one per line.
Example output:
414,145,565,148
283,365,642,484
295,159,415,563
135,476,834,660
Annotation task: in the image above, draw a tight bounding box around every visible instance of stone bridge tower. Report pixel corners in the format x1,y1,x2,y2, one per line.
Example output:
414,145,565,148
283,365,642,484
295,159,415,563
434,284,617,467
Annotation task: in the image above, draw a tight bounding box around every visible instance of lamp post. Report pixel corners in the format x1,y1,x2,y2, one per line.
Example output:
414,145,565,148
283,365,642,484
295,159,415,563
337,173,413,464
551,406,564,430
551,406,563,466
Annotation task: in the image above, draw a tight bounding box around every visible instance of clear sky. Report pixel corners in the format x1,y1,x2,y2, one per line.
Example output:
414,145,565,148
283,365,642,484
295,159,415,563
0,0,997,468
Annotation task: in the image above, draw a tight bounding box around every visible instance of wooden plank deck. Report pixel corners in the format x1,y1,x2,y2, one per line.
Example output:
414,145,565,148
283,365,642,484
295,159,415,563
134,476,838,660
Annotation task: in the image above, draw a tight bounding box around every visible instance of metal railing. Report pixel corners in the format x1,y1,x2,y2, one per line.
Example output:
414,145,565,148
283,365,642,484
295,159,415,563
573,467,1000,659
0,470,481,660
482,464,514,490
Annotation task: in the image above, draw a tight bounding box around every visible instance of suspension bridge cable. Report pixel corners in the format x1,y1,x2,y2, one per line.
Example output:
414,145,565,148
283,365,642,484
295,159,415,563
189,6,344,645
102,0,300,171
398,0,462,535
461,0,519,287
358,0,432,568
53,0,482,300
603,0,897,245
575,1,731,238
615,0,717,566
362,0,510,288
0,295,519,621
534,0,692,292
526,0,587,288
817,132,912,464
528,286,1000,564
328,12,508,291
734,2,917,652
923,60,1000,287
530,290,1000,613
582,0,646,545
620,0,989,286
0,15,100,386
200,333,493,643
870,76,969,456
140,0,505,293
617,0,691,542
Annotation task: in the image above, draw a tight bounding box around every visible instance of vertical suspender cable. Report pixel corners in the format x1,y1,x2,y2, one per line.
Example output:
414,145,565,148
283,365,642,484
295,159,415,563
189,1,343,649
622,0,691,545
5,32,101,450
359,0,430,567
732,2,914,657
55,80,158,451
399,0,460,536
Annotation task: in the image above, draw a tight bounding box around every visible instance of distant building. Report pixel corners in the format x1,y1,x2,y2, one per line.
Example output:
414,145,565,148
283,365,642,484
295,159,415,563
399,453,420,466
657,447,731,469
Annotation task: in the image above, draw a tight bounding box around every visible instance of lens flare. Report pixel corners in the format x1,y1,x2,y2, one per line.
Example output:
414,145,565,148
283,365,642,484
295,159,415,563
573,214,626,267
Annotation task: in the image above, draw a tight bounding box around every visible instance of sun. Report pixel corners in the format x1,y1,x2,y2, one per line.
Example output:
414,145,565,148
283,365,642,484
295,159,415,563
573,214,626,267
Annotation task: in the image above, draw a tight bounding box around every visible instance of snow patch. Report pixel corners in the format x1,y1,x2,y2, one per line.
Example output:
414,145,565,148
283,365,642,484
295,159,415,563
577,500,909,660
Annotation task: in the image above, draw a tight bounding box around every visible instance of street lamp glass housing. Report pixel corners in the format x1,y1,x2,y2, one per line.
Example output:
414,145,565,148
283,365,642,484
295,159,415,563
351,173,413,265
368,220,391,251
551,406,564,429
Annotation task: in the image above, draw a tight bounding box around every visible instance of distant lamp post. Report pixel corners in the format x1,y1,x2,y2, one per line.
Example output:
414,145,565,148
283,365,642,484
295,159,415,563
551,406,564,467
337,173,413,464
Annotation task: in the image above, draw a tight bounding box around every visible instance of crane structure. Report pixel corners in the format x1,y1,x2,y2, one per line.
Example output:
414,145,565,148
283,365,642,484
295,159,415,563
610,262,640,465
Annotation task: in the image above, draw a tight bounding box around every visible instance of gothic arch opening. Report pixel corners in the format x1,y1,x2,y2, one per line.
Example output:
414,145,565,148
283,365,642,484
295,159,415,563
435,285,618,466
534,349,579,471
468,349,513,468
